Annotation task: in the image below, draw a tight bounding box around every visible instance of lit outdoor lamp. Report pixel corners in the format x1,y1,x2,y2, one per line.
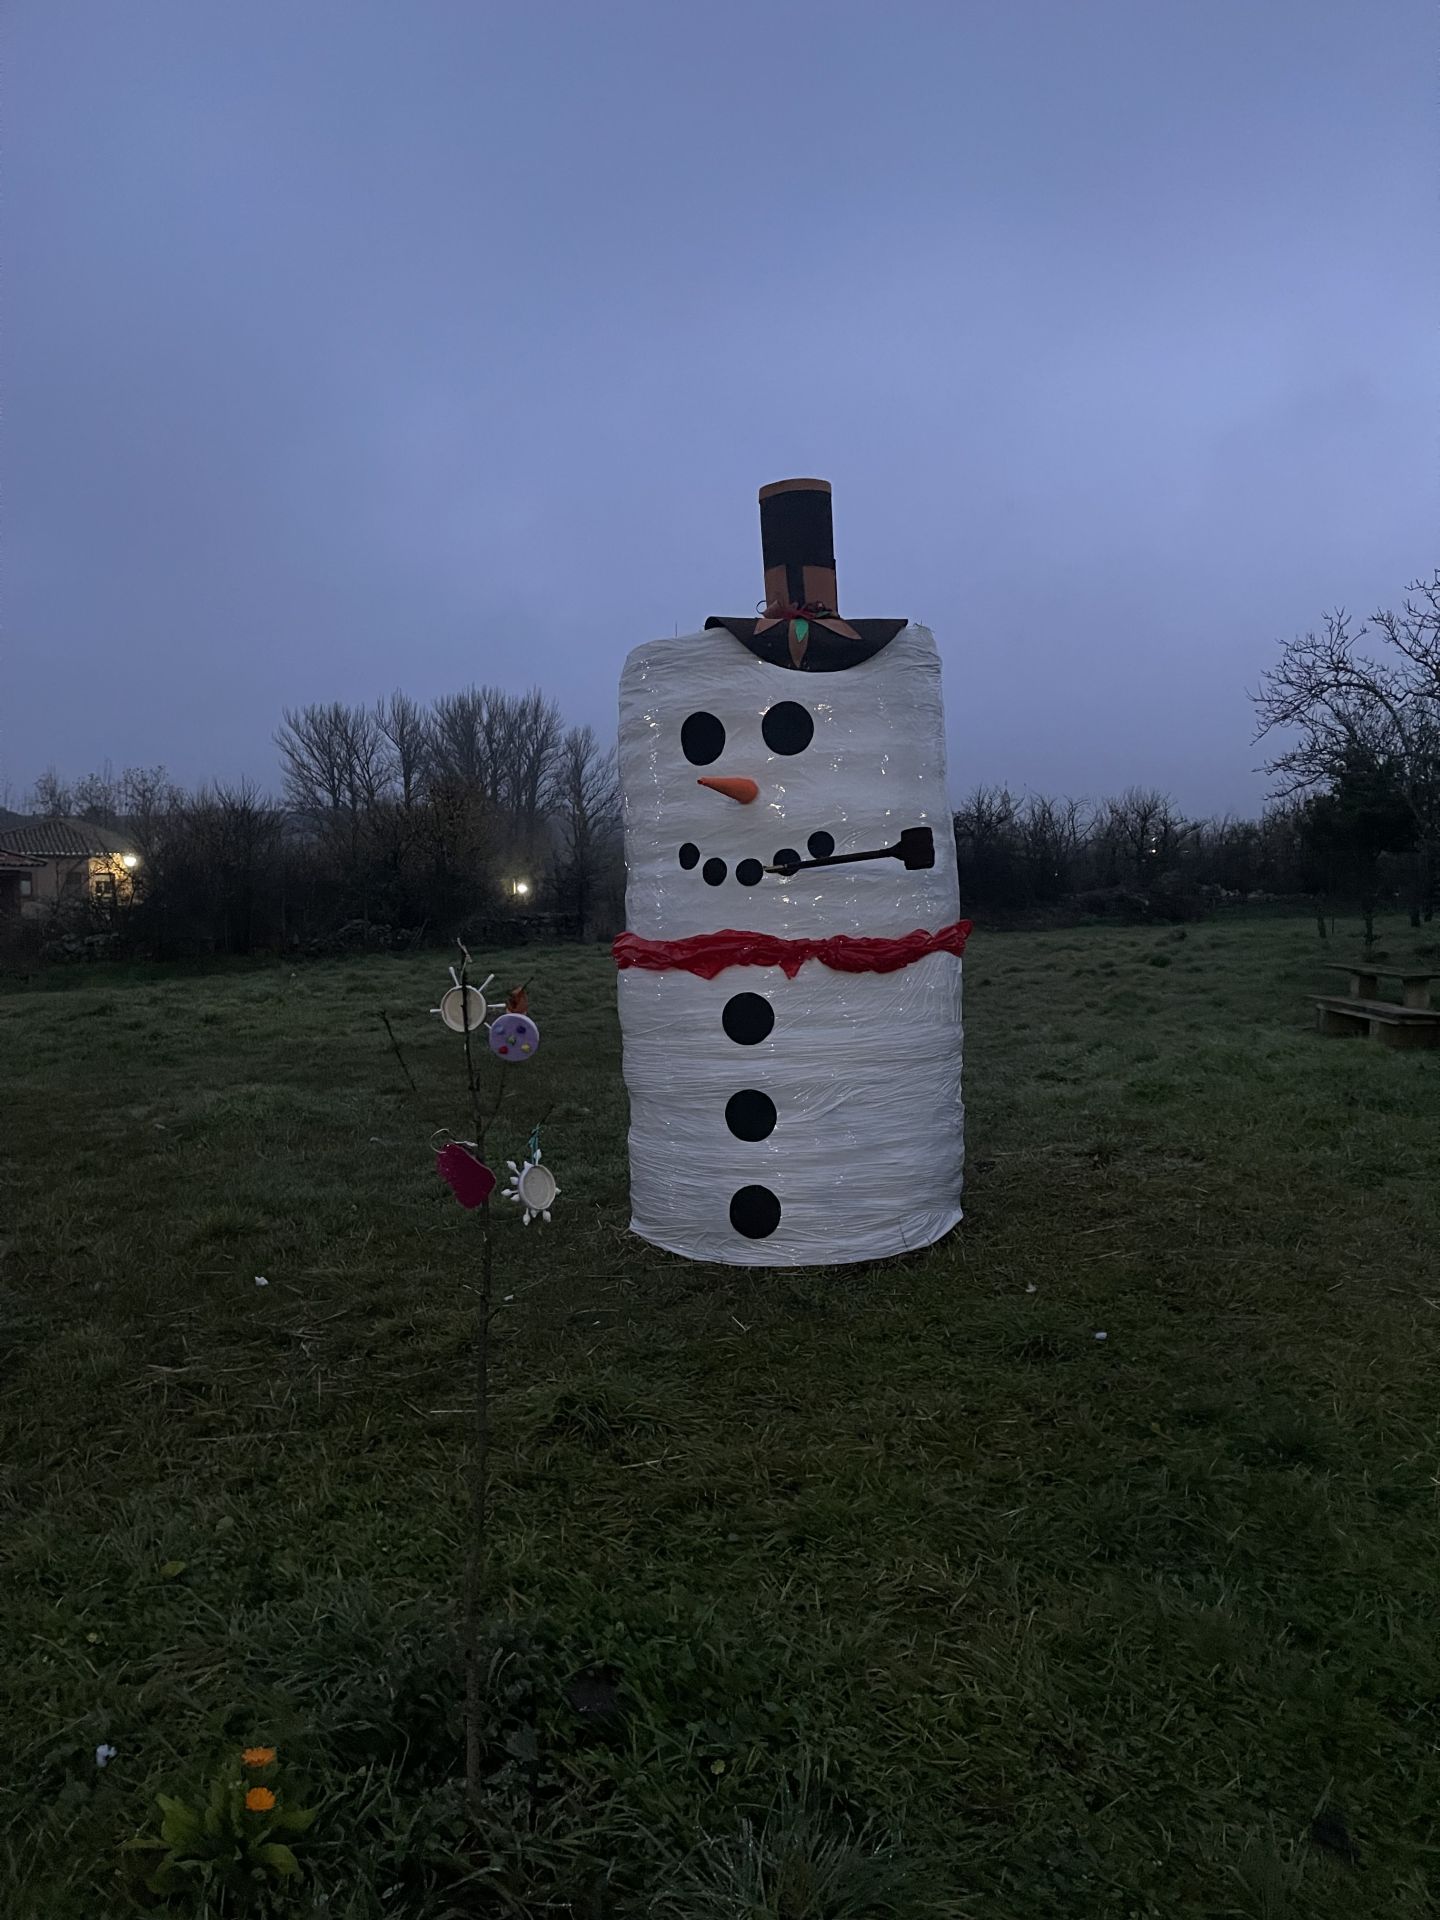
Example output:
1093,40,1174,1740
510,879,530,898
121,854,140,870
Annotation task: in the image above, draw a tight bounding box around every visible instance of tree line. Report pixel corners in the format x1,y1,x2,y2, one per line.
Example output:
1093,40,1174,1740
15,686,624,959
957,569,1440,937
9,567,1438,960
951,783,1425,933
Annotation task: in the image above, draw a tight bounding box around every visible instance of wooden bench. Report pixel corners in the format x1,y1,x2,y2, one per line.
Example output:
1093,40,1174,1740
1313,995,1440,1049
1324,965,1438,1009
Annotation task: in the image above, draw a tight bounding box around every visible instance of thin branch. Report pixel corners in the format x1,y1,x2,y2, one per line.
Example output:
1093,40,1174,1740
456,939,494,1821
378,1010,419,1096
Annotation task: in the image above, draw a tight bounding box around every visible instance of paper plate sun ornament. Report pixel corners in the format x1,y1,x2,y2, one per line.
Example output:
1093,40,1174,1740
433,967,504,1034
504,1150,559,1225
613,477,972,1267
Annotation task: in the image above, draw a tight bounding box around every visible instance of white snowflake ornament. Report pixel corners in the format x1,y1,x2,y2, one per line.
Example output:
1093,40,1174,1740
503,1151,560,1225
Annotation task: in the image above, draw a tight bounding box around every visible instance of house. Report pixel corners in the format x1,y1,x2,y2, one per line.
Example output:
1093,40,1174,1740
0,846,46,921
0,818,141,921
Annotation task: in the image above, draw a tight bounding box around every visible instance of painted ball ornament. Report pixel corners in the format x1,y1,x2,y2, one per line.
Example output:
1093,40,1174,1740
488,1012,540,1061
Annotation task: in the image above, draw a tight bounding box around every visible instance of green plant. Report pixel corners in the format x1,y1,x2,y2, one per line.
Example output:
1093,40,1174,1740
649,1786,920,1919
121,1749,316,1904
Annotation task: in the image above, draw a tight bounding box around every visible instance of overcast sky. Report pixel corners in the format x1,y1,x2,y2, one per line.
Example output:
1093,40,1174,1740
4,0,1435,817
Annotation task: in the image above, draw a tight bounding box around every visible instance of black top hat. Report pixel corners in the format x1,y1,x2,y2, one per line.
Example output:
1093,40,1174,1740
705,478,906,671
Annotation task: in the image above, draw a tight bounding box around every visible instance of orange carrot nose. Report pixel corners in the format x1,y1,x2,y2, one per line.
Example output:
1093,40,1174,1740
697,776,759,804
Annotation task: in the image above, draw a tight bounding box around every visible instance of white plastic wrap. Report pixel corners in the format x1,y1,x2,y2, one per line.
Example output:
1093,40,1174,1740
617,622,965,1266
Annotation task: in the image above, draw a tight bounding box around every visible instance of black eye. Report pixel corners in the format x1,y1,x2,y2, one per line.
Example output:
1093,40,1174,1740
762,701,814,756
682,711,726,766
807,831,835,860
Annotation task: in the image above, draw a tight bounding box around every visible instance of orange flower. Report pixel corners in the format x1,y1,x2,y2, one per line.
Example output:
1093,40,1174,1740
242,1746,277,1768
245,1786,277,1813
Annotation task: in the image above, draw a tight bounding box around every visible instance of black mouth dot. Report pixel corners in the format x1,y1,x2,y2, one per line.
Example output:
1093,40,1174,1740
773,848,801,871
736,858,764,886
702,857,727,886
807,830,835,860
678,842,700,870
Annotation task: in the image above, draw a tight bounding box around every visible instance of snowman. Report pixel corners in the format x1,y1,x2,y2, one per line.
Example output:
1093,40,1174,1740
615,478,970,1267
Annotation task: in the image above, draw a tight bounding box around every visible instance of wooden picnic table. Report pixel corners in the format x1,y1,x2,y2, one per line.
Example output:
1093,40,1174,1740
1324,964,1438,1010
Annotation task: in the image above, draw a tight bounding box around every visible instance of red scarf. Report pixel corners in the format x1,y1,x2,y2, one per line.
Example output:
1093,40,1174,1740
613,921,972,982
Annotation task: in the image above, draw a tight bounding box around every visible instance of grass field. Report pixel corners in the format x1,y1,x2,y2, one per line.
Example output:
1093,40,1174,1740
2,915,1438,1917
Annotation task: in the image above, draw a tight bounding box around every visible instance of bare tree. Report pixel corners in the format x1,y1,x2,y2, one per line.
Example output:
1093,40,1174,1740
504,689,564,828
276,702,393,920
361,693,433,906
549,724,621,932
119,766,187,867
276,702,391,817
1363,578,1440,919
1253,611,1407,791
375,691,432,809
431,687,511,809
197,780,286,955
422,687,515,915
1017,794,1088,902
71,765,123,825
428,685,565,894
29,767,73,817
953,786,1021,906
1101,787,1185,886
1253,598,1438,922
1370,570,1440,703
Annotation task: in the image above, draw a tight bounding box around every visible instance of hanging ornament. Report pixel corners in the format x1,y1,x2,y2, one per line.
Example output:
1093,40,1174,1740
436,1141,497,1209
433,967,504,1034
489,1011,540,1061
503,1148,560,1225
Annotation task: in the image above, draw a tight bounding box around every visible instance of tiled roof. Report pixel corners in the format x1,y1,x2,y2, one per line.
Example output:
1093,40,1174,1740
0,846,45,868
0,817,135,859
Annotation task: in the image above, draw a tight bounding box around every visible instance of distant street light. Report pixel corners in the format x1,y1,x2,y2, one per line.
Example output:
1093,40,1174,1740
512,879,530,897
121,854,140,869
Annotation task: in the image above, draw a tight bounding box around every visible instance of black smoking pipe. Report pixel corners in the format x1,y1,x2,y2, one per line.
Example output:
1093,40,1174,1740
766,826,935,876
